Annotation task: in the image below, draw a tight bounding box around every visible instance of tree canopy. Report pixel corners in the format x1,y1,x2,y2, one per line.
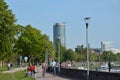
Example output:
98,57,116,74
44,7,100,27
0,0,18,61
16,25,53,64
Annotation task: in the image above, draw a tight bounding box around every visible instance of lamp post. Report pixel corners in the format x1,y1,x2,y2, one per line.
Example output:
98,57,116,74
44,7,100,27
84,17,90,80
57,36,60,74
45,43,48,69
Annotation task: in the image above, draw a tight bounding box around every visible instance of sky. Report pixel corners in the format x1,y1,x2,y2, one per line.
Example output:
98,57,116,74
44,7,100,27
5,0,120,50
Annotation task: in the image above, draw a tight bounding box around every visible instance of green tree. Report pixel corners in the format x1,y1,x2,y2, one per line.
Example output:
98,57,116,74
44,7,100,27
77,53,86,61
100,51,116,62
76,45,86,62
89,53,97,62
60,45,67,62
0,0,17,61
16,25,53,64
62,49,77,61
109,52,115,61
116,53,120,61
101,51,110,62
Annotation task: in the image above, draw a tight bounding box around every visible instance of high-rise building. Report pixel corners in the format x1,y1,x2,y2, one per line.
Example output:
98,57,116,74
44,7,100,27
101,41,112,51
53,23,66,48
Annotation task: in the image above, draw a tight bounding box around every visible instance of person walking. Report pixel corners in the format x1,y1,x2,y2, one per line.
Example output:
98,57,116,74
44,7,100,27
108,62,111,72
42,62,46,77
51,60,56,75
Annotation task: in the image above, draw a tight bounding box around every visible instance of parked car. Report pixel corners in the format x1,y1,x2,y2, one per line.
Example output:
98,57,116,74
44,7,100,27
98,62,109,72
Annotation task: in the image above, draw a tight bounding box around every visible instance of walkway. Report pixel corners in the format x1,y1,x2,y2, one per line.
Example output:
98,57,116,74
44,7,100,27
2,66,78,80
2,67,26,73
35,66,78,80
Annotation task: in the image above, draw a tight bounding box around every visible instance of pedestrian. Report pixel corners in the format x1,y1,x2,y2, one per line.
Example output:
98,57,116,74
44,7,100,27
67,62,71,68
34,65,37,78
8,62,11,70
24,56,28,67
42,61,46,77
108,62,111,72
30,65,35,77
51,60,56,75
26,65,32,76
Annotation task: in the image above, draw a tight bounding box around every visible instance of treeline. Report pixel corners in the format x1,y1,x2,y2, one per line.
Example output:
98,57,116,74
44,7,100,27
60,46,120,62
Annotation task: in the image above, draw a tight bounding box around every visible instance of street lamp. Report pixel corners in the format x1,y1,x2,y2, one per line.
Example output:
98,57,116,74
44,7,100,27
84,17,90,80
56,36,60,74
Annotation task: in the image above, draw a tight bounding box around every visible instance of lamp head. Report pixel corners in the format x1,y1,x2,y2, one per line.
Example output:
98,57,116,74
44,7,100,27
84,17,91,23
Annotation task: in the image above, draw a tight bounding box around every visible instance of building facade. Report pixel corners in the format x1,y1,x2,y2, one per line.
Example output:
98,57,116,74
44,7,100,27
101,41,112,51
53,23,66,48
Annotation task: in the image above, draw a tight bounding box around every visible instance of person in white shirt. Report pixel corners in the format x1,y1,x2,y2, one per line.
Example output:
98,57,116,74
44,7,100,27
8,62,11,70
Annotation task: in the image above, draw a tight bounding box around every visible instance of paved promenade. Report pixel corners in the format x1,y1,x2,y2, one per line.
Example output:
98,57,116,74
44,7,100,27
2,67,26,73
2,66,78,80
35,66,78,80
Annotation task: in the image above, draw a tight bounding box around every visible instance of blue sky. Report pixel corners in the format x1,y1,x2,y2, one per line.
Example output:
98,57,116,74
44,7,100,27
5,0,120,50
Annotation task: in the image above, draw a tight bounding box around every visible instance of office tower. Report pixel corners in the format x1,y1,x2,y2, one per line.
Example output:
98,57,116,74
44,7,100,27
53,23,66,48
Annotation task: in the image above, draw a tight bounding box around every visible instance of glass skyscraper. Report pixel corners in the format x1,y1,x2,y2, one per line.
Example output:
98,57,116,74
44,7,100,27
53,23,66,48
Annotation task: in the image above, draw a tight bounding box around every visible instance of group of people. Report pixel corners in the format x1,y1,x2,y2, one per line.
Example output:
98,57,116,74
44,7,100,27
26,65,37,77
42,60,60,77
26,60,59,78
26,62,47,78
41,60,59,77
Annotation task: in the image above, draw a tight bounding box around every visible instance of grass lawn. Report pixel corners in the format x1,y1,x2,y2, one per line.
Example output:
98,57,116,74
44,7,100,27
0,71,34,80
0,67,7,72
